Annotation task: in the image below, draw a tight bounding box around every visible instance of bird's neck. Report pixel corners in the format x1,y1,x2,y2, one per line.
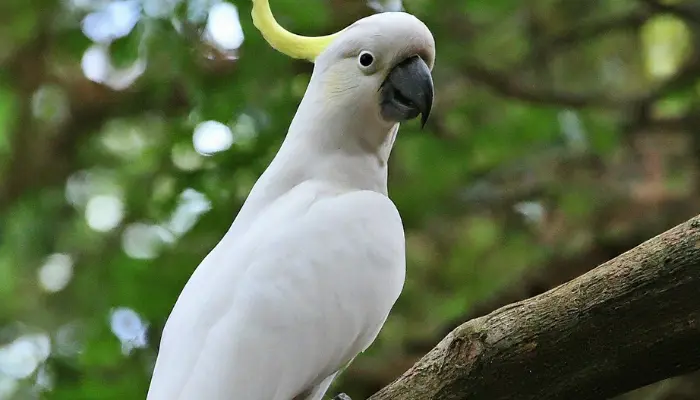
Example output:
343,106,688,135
226,84,398,237
254,99,397,199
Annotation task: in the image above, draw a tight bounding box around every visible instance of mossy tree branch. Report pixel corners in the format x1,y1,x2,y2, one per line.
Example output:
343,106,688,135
369,214,700,400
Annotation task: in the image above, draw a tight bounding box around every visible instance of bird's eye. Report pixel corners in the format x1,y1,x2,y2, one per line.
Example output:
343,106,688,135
358,51,375,69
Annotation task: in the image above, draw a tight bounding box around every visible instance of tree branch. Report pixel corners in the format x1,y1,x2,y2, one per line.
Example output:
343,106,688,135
461,61,624,109
526,10,651,65
370,214,700,400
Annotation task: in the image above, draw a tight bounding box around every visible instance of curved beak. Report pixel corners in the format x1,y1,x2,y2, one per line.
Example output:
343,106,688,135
379,56,434,128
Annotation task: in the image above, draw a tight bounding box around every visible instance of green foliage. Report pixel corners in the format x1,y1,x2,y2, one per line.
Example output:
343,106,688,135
1,0,699,399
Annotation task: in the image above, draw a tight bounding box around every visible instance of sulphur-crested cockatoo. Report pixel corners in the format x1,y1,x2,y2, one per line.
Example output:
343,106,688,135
146,1,435,399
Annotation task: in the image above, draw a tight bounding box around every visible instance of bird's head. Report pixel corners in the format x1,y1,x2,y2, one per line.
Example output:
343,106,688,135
252,2,435,132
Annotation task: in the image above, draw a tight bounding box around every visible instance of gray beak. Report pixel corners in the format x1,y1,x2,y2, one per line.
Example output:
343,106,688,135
379,55,434,128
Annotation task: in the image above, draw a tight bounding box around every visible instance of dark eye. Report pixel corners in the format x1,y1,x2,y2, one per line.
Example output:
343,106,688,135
358,51,374,68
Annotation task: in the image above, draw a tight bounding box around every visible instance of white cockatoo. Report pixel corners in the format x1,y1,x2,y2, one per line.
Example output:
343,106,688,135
146,1,435,399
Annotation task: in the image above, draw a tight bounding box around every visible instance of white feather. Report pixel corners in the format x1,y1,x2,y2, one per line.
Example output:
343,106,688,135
147,182,404,400
147,11,434,400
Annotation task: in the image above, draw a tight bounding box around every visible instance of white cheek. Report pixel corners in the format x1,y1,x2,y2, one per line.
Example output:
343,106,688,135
317,64,386,122
322,66,370,101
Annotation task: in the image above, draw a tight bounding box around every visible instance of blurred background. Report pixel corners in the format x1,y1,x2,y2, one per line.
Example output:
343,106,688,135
1,0,699,399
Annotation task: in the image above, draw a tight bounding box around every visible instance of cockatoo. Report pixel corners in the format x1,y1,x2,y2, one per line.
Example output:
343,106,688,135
146,1,435,399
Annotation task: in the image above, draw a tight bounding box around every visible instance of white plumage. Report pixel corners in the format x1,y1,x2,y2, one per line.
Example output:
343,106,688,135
147,7,434,400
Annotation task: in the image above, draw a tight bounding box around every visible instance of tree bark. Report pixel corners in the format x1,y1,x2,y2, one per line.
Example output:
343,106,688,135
369,214,700,400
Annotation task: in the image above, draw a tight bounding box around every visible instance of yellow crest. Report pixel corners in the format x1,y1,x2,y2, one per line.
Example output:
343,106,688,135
251,0,342,62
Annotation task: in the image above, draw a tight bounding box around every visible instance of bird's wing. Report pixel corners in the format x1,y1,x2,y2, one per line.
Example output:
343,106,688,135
147,181,405,400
